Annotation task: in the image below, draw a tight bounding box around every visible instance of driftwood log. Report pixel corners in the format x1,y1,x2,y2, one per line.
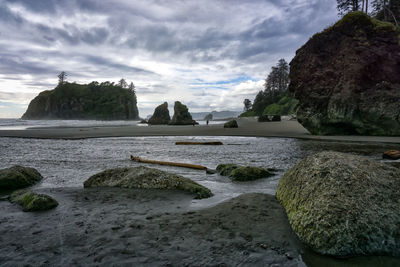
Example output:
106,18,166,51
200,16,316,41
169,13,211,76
175,141,223,145
130,155,207,170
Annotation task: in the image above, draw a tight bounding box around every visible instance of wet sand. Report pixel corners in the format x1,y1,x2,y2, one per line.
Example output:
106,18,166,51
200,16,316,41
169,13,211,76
0,117,399,144
0,188,304,266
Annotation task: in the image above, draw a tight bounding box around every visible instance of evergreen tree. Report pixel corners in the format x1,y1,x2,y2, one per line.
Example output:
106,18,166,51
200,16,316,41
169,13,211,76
118,78,128,88
128,82,135,93
337,0,361,15
58,71,67,85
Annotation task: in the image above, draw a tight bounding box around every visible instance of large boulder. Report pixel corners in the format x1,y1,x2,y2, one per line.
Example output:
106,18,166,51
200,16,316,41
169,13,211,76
169,101,196,125
84,166,212,199
289,12,400,135
276,151,400,257
0,165,43,190
148,102,171,125
9,190,58,212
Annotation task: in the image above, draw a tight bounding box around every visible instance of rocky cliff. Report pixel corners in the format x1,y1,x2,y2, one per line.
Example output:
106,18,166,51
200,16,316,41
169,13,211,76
170,101,197,125
289,12,400,135
22,82,139,120
148,102,171,125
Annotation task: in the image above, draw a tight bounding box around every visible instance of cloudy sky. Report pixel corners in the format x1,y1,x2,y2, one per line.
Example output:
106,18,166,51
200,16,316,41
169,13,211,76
0,0,338,118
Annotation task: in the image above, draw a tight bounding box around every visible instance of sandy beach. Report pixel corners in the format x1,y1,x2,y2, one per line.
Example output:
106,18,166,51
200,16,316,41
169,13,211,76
0,117,399,144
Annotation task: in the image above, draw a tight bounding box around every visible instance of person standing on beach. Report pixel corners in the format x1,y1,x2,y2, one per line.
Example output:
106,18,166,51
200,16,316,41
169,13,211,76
206,120,209,125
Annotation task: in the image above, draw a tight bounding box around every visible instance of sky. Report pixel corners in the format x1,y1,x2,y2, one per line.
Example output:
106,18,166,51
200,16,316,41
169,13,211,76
0,0,338,118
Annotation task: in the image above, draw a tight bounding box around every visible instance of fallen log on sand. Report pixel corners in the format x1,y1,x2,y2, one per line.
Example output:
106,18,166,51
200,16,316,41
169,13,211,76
130,155,207,170
175,141,223,145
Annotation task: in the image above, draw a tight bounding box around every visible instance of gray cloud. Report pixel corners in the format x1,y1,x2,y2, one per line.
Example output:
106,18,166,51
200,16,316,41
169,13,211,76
0,0,338,117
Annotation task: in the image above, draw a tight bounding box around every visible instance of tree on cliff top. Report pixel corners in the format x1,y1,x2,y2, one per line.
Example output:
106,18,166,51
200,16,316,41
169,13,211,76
58,71,67,85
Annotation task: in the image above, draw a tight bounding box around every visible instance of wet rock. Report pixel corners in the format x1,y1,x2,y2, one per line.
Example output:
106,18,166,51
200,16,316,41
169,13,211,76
148,102,171,125
140,119,148,124
169,101,197,125
0,165,43,190
223,120,238,128
258,115,271,122
83,166,213,199
383,150,400,160
290,12,400,135
276,151,400,257
271,115,281,122
9,190,58,212
216,164,274,181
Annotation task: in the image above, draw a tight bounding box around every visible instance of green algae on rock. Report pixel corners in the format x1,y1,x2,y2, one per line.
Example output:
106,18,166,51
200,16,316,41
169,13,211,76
84,166,212,199
0,165,43,190
276,151,400,257
216,164,274,181
9,190,58,212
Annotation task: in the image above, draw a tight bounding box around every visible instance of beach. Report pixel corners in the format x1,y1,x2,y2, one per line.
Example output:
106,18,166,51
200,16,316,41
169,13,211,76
0,117,399,144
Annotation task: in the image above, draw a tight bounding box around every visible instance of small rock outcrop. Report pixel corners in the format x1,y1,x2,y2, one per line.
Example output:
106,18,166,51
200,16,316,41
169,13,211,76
258,115,270,122
383,150,400,160
289,12,400,135
148,102,171,125
9,190,58,212
84,166,212,199
223,120,238,128
22,82,139,120
276,151,400,257
0,165,43,190
169,101,196,125
216,164,275,181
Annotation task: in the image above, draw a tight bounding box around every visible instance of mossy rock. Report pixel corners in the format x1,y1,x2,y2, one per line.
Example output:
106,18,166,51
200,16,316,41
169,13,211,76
230,166,274,181
217,164,274,181
0,165,43,190
223,120,238,128
216,164,238,176
276,151,400,257
84,166,212,199
9,190,58,212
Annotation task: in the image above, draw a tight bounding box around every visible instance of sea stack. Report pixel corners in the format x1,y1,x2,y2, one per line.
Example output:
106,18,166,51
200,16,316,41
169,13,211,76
289,12,400,135
148,102,171,125
169,101,197,125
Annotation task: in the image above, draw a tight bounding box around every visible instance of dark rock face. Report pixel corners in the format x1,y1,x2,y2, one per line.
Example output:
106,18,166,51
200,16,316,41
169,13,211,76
224,120,238,128
0,165,42,190
22,83,139,120
289,12,400,135
169,101,196,125
276,151,400,257
83,166,213,199
9,190,58,212
148,102,171,125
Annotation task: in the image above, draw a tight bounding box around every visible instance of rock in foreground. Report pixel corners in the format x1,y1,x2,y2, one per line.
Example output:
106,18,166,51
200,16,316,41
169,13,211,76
148,102,171,125
276,151,400,257
0,165,43,190
9,190,58,212
169,101,197,125
383,150,400,160
216,164,274,181
84,166,212,199
290,12,400,135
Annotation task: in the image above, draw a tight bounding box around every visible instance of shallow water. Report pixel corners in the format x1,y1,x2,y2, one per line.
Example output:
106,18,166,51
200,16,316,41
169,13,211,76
0,135,397,207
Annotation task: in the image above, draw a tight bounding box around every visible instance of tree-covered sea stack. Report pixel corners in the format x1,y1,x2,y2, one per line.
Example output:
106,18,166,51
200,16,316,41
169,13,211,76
22,82,139,120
